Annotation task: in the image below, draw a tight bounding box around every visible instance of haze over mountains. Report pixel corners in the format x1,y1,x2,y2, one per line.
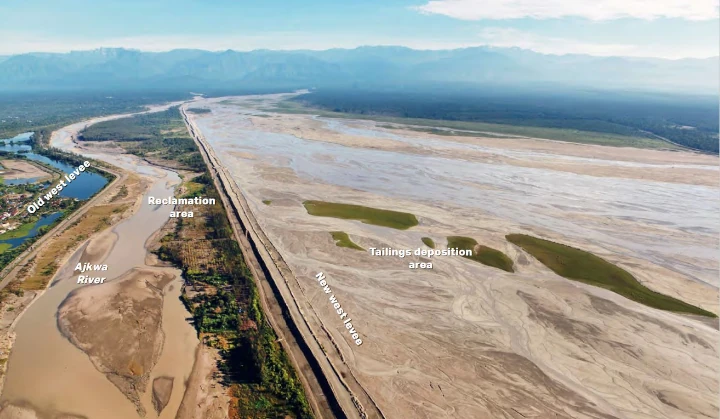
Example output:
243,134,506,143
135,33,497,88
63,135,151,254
0,47,716,94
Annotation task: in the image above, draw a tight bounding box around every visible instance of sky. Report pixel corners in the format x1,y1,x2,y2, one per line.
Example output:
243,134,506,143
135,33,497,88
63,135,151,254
0,0,717,59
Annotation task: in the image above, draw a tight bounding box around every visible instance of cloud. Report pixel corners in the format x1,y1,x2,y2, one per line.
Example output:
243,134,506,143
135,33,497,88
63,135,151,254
477,27,635,55
415,0,718,21
476,27,717,58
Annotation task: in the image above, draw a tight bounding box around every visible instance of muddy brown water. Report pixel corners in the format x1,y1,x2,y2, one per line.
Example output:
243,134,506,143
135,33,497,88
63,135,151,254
1,137,198,418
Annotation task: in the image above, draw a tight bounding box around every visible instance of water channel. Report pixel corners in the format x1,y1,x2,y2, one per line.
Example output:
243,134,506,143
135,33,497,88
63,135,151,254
1,124,198,418
0,132,109,250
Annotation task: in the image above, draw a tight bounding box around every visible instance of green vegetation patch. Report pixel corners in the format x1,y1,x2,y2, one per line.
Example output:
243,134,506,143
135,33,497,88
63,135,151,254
330,231,364,251
186,108,212,114
447,236,514,272
153,168,312,418
182,180,206,198
506,234,716,317
79,107,205,171
80,107,190,142
0,219,38,240
303,200,418,230
421,237,435,248
0,243,12,254
262,200,272,205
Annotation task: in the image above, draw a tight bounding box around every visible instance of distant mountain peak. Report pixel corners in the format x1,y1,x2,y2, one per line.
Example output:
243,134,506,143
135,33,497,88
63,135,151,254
0,46,715,93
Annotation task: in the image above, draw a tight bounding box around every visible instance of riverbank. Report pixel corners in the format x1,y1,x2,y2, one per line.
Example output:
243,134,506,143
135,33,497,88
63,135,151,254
46,103,228,418
77,103,322,418
57,267,176,416
0,133,129,398
0,164,140,399
92,105,314,418
0,104,202,418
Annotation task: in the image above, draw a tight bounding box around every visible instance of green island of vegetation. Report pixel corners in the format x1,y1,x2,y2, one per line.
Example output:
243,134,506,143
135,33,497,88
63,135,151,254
0,219,39,241
186,107,212,114
303,200,418,230
330,231,364,251
421,237,435,248
0,243,12,254
262,200,272,205
506,234,716,317
447,236,514,272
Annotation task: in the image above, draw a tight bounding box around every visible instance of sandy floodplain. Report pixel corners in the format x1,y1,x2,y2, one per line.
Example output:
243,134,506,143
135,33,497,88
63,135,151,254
57,267,175,417
0,160,52,182
186,94,719,419
0,111,208,419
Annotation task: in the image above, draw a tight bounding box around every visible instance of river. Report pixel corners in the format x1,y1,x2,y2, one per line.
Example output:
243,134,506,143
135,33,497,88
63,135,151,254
0,123,198,418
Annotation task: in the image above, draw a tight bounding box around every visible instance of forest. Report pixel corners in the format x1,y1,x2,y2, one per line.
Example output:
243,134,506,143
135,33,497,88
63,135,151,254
157,172,312,418
0,90,189,139
293,87,719,152
79,107,187,142
78,107,206,171
31,129,116,180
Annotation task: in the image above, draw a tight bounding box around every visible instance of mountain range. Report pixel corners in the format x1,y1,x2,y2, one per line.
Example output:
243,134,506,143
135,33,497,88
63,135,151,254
0,46,716,94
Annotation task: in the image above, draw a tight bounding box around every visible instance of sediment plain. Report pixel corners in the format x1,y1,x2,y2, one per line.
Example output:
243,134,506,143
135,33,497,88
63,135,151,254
186,94,719,419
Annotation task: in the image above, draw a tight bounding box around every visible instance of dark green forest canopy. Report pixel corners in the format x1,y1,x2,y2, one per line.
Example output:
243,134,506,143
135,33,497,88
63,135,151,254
0,91,190,139
186,107,212,114
79,107,189,142
293,88,719,153
78,107,205,171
